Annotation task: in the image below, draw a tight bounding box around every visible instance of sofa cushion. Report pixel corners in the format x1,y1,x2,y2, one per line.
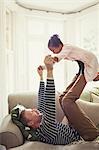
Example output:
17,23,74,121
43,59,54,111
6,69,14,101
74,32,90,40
8,141,64,150
8,141,99,150
8,92,38,113
0,145,6,150
91,87,99,96
80,86,99,102
64,141,99,150
0,115,23,149
91,94,99,103
80,90,92,102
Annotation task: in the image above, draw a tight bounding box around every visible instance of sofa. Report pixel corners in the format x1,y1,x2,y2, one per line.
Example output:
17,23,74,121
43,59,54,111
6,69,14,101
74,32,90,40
0,90,99,150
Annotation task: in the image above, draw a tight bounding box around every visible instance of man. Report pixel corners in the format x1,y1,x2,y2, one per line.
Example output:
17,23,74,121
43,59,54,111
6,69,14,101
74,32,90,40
12,55,99,145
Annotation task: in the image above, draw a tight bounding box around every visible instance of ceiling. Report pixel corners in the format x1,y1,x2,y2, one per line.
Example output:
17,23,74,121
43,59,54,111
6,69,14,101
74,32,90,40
16,0,99,14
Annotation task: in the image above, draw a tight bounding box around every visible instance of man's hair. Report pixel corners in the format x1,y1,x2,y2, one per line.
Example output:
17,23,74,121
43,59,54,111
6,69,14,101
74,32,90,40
20,110,28,126
48,34,63,48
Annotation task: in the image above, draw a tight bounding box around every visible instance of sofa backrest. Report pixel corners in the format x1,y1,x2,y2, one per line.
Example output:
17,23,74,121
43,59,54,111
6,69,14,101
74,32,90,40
8,92,64,122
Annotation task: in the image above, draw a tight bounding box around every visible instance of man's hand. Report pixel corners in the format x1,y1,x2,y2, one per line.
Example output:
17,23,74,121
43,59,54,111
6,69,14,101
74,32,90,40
37,65,43,80
44,55,54,78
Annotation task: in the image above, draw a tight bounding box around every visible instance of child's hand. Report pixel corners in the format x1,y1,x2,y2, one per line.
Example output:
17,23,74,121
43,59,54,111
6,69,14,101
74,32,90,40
53,57,59,62
37,65,43,79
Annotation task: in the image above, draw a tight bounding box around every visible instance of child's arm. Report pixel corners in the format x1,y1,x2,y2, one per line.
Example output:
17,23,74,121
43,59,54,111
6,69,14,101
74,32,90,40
53,44,73,62
53,54,66,62
53,56,59,62
53,49,69,62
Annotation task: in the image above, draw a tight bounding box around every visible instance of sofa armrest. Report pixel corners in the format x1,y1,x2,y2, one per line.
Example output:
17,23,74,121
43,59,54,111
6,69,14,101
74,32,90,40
0,114,23,149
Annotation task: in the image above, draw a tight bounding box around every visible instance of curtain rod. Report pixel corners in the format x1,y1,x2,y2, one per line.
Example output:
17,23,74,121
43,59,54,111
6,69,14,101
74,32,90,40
16,1,99,15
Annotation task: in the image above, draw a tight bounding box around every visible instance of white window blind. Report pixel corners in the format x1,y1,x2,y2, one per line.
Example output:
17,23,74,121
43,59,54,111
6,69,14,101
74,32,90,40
26,17,65,92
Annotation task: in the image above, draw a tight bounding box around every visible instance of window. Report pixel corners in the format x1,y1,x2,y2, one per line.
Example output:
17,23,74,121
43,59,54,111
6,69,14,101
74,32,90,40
25,17,65,92
79,10,99,89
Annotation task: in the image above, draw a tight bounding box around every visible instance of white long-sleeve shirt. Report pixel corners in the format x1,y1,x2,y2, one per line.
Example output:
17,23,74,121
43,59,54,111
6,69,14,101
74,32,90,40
55,44,99,81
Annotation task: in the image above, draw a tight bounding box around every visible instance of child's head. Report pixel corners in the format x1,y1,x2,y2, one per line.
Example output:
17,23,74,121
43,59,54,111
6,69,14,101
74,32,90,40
48,34,63,54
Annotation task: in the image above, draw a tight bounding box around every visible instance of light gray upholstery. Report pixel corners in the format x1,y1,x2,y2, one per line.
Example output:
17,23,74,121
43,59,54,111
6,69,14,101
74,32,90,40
0,114,23,149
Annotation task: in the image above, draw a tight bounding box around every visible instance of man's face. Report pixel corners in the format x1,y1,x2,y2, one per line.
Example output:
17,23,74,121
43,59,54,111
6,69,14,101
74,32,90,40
24,108,42,128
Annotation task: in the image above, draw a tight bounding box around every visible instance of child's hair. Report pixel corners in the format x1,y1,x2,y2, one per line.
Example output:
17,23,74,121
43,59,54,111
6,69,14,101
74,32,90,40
48,34,63,48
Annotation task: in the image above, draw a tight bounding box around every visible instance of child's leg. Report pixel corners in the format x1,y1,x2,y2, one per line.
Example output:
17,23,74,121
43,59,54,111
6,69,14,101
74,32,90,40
59,60,84,107
76,60,84,74
61,75,99,141
93,72,99,81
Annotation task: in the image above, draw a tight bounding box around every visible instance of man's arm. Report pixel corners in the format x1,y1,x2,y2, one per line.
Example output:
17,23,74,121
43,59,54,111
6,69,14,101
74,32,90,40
44,78,56,123
41,55,57,139
43,56,56,123
37,66,45,113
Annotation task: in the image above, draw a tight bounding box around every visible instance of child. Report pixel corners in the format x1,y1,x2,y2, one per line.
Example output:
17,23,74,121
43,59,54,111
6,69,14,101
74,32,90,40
48,34,99,82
